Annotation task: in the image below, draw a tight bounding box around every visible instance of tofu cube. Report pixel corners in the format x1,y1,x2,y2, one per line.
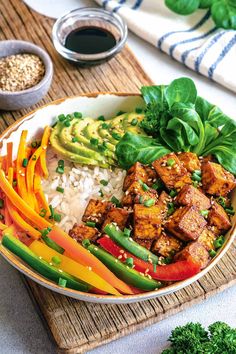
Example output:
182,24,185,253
102,207,129,231
208,202,231,233
144,165,158,187
198,228,216,251
165,205,207,241
69,224,99,243
156,191,172,220
152,232,183,257
178,152,201,172
152,153,192,190
133,204,162,240
201,161,236,196
133,238,153,251
82,199,112,225
174,241,210,269
123,162,148,191
122,181,158,207
176,185,211,211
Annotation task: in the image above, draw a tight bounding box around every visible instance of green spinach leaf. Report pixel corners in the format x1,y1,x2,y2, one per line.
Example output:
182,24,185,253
165,0,200,15
199,0,214,8
165,78,197,108
211,0,236,30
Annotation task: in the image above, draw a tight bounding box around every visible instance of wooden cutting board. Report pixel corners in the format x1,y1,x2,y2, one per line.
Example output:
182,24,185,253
1,1,236,353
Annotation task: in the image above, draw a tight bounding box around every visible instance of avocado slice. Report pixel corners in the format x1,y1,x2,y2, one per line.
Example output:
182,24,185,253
123,113,145,134
50,122,109,168
2,233,91,292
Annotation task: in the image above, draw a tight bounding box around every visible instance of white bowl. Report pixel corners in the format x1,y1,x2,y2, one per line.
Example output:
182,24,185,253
0,93,235,304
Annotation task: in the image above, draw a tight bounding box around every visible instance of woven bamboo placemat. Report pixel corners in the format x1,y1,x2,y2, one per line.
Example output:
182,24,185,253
1,1,236,353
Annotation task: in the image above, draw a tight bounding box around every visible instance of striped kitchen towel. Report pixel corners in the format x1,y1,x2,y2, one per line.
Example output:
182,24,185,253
95,0,236,93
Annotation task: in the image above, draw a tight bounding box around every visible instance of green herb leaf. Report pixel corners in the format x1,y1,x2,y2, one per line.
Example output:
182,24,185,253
165,0,200,15
165,77,197,108
211,1,236,30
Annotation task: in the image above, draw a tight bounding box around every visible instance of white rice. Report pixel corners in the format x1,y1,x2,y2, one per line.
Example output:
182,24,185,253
42,148,126,233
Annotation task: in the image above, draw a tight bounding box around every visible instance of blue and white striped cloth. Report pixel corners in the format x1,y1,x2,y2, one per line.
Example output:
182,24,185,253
96,0,236,93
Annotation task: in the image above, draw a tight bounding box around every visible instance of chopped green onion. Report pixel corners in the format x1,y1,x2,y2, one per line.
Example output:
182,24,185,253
200,210,209,217
135,107,143,114
98,144,107,152
167,202,175,216
124,228,131,237
125,257,134,267
111,132,121,140
111,196,121,207
139,196,144,204
86,221,96,228
167,158,176,167
74,112,82,119
56,167,64,174
169,189,178,198
58,160,64,168
194,169,202,176
54,213,61,222
225,208,235,216
97,115,105,121
64,120,71,127
41,227,52,237
56,186,64,193
144,198,155,207
31,141,38,148
217,196,226,208
58,114,66,122
22,158,28,167
82,239,91,248
192,172,202,182
58,278,67,288
139,179,149,191
39,208,47,217
116,110,125,116
152,179,164,191
209,250,217,258
90,138,99,146
131,118,138,126
100,179,108,186
72,137,79,143
214,235,225,249
192,180,199,188
56,160,64,174
51,256,61,265
101,123,109,129
99,189,104,197
13,180,17,187
0,199,4,209
49,205,54,219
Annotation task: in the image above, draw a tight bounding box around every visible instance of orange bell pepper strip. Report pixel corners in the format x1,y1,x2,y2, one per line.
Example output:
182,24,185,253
29,240,120,296
0,169,51,230
48,226,134,295
6,142,13,171
39,126,51,179
0,221,7,231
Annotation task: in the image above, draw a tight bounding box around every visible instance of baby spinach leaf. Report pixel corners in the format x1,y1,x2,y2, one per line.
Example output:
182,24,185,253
211,0,236,30
165,0,200,15
115,132,170,169
165,78,197,108
199,0,213,8
141,85,166,106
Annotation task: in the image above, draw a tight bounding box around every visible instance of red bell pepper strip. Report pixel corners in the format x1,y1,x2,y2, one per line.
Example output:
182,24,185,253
98,236,200,282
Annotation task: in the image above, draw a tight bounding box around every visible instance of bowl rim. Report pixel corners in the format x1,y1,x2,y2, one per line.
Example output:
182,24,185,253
0,40,53,96
0,92,235,303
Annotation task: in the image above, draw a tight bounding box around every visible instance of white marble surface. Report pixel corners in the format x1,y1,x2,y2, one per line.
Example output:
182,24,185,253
1,1,236,353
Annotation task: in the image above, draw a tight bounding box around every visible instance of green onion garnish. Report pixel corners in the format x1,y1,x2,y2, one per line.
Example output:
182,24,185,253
98,144,107,152
82,239,91,248
194,170,202,176
124,228,131,237
111,196,121,207
225,207,235,216
49,205,54,219
144,198,155,207
22,158,28,167
39,208,47,217
99,189,104,197
74,112,82,119
54,213,61,222
217,196,226,208
214,235,225,249
86,221,96,227
101,123,109,129
90,138,99,146
167,202,175,216
58,160,64,168
97,115,105,121
209,250,217,258
167,158,175,167
58,278,67,288
58,114,66,122
125,257,134,267
200,210,209,217
131,118,138,126
100,179,108,186
56,186,64,193
41,227,52,237
152,179,164,191
56,167,64,174
72,137,79,143
64,120,71,127
0,199,4,209
192,172,202,182
111,132,121,141
135,107,143,114
51,256,61,265
169,189,178,197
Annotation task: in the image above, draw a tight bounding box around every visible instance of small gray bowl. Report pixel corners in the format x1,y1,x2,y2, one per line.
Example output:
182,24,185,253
0,40,53,111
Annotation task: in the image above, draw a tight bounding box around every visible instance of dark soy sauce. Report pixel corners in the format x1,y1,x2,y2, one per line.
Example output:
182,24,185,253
65,27,117,55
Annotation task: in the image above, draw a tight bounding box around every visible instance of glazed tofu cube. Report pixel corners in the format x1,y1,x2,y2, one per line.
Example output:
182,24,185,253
133,204,162,240
123,162,148,191
69,224,99,243
122,181,158,207
174,242,210,269
208,202,231,234
102,207,129,231
201,161,236,196
165,205,207,241
144,165,158,187
178,152,201,172
156,191,172,219
133,238,153,251
82,199,112,225
152,153,192,190
198,228,216,251
152,232,183,257
176,185,211,211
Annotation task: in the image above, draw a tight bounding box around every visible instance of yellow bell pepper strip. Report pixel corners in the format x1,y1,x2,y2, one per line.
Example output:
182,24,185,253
16,130,31,205
39,126,51,179
48,226,134,295
29,240,120,295
6,142,13,171
0,169,51,230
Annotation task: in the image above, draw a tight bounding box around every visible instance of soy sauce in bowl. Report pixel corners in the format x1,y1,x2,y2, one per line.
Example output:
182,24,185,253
52,8,128,66
65,27,117,55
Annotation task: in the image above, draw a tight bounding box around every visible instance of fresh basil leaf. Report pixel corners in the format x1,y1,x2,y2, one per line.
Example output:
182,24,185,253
165,0,200,15
211,0,236,30
199,0,213,8
165,78,197,109
115,132,170,169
